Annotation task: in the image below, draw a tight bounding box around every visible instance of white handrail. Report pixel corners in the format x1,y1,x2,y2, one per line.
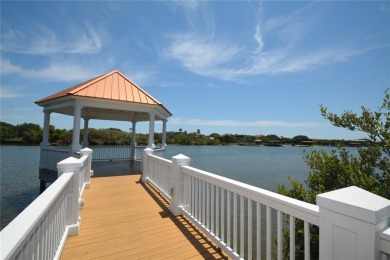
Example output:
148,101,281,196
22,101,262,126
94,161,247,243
182,166,319,225
145,154,173,201
143,151,390,260
142,152,319,260
181,165,319,260
0,172,74,260
40,147,71,171
1,148,93,260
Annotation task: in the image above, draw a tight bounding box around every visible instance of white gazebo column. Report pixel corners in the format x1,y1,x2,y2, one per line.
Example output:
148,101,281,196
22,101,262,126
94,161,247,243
40,110,51,148
82,118,89,148
130,121,137,160
148,112,156,148
162,119,167,147
71,105,83,153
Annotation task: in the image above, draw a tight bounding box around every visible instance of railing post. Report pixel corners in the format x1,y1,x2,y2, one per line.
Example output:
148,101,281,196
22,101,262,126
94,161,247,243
317,186,390,260
57,157,83,237
142,148,154,183
170,154,190,216
80,147,93,189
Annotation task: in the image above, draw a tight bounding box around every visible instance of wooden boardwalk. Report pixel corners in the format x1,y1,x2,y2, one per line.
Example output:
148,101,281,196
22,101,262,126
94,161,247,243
61,171,229,259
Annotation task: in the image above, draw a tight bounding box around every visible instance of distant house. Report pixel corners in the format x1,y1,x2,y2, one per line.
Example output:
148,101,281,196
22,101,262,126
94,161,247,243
254,139,263,145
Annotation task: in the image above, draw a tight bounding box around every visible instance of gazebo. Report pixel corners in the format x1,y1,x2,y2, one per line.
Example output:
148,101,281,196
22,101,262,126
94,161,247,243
35,70,172,190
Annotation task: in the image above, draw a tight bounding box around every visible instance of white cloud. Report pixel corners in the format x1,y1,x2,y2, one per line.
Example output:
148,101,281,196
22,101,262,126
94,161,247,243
170,118,324,128
1,58,101,82
254,25,264,54
165,2,375,82
1,24,102,55
165,34,240,78
0,87,25,99
0,59,24,75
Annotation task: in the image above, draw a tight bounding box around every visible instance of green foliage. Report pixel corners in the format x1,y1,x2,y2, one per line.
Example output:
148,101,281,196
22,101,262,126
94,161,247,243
278,88,390,259
14,123,42,143
292,135,309,143
0,122,16,140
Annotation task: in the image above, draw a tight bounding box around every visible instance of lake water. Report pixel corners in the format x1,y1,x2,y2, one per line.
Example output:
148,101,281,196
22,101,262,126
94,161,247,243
0,145,347,230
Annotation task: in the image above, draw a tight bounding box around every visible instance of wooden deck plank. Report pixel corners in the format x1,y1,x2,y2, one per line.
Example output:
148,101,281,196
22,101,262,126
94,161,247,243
61,174,229,260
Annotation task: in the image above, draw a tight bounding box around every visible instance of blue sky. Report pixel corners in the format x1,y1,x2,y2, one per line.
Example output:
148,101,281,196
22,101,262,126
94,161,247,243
1,1,389,139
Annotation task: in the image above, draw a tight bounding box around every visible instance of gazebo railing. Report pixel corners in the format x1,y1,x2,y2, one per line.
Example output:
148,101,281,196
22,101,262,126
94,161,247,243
40,147,72,171
91,146,165,161
39,146,166,173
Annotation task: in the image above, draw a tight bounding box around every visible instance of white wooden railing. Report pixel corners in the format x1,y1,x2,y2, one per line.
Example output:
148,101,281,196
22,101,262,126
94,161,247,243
40,147,71,171
142,148,390,260
90,146,164,161
143,152,173,201
181,165,319,260
0,148,93,260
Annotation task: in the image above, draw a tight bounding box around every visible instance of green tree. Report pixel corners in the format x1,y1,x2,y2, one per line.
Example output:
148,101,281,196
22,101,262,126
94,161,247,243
278,88,389,259
14,123,42,143
0,122,15,140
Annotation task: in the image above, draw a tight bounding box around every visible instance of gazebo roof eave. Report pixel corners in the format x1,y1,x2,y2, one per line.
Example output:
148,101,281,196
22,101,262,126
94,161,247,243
36,95,171,122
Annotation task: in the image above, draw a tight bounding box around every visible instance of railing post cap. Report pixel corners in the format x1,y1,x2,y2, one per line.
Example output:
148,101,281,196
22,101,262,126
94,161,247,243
317,186,390,224
57,157,82,169
144,148,154,154
80,147,93,154
172,154,190,165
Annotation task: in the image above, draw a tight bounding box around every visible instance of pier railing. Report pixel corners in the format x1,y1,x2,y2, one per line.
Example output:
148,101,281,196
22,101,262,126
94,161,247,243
40,147,72,171
0,148,93,260
91,146,147,161
142,148,390,260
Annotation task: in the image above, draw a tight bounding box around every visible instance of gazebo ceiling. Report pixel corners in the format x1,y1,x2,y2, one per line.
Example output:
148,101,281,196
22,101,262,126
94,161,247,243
35,70,172,122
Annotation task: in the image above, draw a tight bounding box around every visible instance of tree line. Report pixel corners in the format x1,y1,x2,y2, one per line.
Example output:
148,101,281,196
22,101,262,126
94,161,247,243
0,121,368,147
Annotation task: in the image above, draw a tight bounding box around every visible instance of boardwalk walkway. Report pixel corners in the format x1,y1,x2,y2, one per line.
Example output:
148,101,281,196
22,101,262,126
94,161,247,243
61,163,229,259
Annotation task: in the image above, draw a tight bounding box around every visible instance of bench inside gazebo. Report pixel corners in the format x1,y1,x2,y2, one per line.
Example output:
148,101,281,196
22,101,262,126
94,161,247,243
35,70,172,192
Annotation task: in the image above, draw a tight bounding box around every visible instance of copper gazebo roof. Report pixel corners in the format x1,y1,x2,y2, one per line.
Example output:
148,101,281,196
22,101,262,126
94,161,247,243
35,70,172,122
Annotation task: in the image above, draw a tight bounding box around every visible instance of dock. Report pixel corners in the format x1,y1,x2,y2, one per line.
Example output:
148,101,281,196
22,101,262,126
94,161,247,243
2,151,389,260
61,161,228,259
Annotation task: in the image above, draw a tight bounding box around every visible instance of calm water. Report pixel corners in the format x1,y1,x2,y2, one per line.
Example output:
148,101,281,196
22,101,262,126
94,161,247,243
1,146,41,230
1,145,348,230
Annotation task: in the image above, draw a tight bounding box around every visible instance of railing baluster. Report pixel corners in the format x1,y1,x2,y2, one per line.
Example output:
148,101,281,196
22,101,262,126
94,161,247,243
211,184,215,234
216,186,220,238
227,190,231,247
221,188,225,242
277,210,283,260
266,206,271,260
206,182,210,229
257,202,261,260
248,199,252,260
197,178,201,221
304,221,310,260
233,193,238,253
290,215,296,260
240,195,245,259
192,176,196,218
202,181,206,223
